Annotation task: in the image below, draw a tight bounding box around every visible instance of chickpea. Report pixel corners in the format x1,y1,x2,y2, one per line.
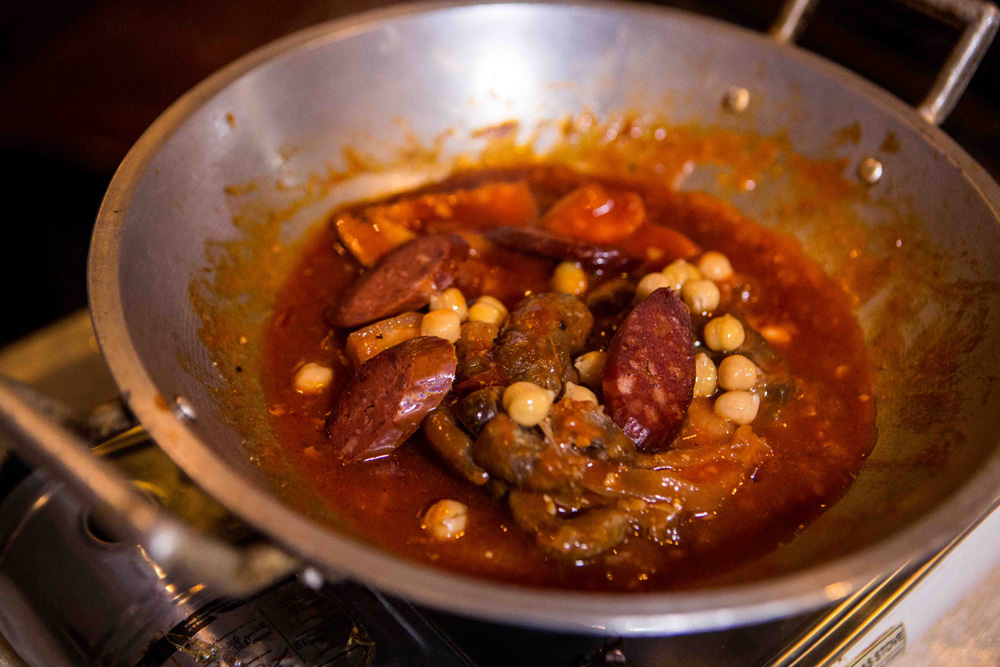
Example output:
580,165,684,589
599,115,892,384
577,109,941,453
429,288,468,322
467,302,504,326
635,272,672,301
552,262,588,296
563,381,599,405
713,390,760,424
423,499,468,541
697,251,734,281
503,381,555,427
693,353,718,397
718,354,758,391
681,279,721,313
294,362,333,393
420,309,462,343
704,314,746,352
661,259,702,291
573,350,607,390
468,296,508,326
475,296,508,320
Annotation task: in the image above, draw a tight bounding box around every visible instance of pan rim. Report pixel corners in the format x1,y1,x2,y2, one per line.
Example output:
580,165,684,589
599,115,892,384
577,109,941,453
87,0,1000,635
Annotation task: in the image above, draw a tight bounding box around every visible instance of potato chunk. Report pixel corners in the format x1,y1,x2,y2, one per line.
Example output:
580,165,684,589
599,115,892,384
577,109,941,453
345,311,422,367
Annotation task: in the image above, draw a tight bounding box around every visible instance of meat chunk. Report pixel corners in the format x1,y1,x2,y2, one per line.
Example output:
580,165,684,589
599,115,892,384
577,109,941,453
584,277,637,317
422,406,490,486
472,414,584,493
328,234,469,327
495,293,593,393
324,336,456,462
602,288,695,451
508,490,630,560
583,426,772,513
452,386,503,436
454,320,500,383
541,398,637,464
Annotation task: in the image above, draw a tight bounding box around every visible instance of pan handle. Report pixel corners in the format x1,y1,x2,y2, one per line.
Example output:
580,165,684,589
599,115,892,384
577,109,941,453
769,0,999,125
0,375,300,596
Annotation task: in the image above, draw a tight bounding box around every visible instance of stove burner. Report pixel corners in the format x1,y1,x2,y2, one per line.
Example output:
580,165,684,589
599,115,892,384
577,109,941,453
1,309,999,666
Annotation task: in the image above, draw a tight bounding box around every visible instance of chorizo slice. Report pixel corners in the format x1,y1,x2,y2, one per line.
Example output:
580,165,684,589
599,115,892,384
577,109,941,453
325,336,456,463
328,234,470,328
484,226,636,270
602,287,695,451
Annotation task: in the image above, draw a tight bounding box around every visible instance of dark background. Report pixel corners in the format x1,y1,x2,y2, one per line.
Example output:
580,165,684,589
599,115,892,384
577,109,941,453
2,0,998,347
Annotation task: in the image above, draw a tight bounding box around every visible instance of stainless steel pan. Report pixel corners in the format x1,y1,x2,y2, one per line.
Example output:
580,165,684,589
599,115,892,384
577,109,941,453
2,0,1000,636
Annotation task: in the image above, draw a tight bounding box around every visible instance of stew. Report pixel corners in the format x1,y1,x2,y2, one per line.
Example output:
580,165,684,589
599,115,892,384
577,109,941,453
260,166,876,591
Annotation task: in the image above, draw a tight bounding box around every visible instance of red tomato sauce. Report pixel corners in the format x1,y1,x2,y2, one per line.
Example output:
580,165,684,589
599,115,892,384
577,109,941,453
259,166,876,591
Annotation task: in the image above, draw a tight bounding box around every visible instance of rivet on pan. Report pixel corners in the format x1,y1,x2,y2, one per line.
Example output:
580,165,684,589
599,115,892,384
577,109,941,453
604,648,628,665
858,157,883,185
173,396,197,422
723,86,750,113
300,566,325,590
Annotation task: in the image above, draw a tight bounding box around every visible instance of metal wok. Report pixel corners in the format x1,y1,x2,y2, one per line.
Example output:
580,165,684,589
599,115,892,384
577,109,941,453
2,0,1000,636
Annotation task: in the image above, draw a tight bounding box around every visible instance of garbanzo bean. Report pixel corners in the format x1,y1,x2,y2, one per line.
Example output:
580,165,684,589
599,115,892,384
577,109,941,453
294,362,333,393
563,381,599,405
713,390,760,424
718,354,758,391
681,279,721,313
423,499,468,540
697,251,734,281
693,353,718,397
704,314,745,352
503,381,555,427
474,296,508,320
468,296,508,326
429,288,468,322
421,309,462,343
573,350,607,390
552,262,588,296
661,259,702,291
635,272,672,301
468,302,505,326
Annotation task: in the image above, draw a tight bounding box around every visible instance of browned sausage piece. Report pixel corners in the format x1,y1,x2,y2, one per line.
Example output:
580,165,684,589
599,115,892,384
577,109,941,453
325,336,457,463
328,234,470,327
484,226,637,270
602,288,695,452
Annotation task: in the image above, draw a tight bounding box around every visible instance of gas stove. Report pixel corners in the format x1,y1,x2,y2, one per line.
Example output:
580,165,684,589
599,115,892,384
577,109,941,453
0,312,997,666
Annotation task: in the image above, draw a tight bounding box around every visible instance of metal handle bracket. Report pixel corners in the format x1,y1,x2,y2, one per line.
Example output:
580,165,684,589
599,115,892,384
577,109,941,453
0,375,299,596
770,0,999,125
